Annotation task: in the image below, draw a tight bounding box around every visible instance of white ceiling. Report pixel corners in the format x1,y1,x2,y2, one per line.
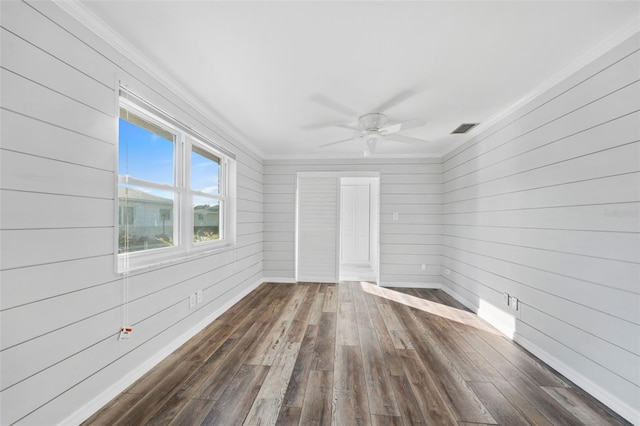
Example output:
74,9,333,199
79,1,639,159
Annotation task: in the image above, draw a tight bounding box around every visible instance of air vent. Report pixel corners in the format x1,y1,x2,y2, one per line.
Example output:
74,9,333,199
451,123,478,134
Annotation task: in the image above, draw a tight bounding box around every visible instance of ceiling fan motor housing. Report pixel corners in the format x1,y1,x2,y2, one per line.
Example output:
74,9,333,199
359,113,389,133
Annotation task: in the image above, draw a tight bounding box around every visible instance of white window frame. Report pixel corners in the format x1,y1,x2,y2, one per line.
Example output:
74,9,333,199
117,96,235,273
185,136,229,245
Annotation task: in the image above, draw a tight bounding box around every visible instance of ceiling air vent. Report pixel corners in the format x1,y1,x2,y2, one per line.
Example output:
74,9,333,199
451,123,478,134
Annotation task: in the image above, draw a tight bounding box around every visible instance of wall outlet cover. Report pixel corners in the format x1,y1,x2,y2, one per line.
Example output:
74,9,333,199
510,296,519,311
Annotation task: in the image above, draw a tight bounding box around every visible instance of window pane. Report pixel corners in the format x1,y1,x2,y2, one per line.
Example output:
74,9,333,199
119,184,175,253
193,196,220,243
191,145,220,195
119,109,175,185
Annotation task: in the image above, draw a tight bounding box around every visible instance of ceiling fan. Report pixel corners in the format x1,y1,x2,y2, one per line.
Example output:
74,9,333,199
306,91,430,156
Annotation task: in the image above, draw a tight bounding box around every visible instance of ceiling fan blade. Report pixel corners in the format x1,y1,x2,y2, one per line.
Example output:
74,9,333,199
372,89,418,113
378,123,402,135
320,135,362,147
384,134,431,144
301,121,356,130
333,123,360,131
310,94,358,117
379,119,425,136
396,119,426,132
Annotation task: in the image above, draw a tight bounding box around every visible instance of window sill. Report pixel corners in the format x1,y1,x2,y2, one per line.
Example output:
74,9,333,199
117,241,234,275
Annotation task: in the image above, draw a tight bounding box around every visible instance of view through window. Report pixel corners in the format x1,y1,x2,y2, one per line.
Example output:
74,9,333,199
118,101,232,269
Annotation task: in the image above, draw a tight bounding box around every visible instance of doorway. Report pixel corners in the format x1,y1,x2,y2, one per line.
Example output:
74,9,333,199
339,177,378,282
296,173,379,284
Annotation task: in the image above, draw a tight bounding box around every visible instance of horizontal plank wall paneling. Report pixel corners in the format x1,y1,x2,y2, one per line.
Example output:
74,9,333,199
263,159,443,285
0,1,263,425
297,177,339,282
441,31,640,423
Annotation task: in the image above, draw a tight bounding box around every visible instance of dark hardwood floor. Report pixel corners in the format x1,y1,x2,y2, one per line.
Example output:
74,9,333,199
84,282,629,425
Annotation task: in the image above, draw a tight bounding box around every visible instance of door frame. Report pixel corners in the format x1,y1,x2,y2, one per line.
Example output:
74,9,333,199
295,171,380,285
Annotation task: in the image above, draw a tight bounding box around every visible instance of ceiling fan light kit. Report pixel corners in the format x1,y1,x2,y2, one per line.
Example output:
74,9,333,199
359,113,388,132
363,135,378,156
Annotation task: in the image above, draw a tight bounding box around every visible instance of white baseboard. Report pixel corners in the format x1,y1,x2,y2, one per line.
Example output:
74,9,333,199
440,284,638,425
438,284,478,311
61,277,264,426
64,277,638,426
515,335,640,426
379,281,442,289
439,284,517,339
262,277,297,284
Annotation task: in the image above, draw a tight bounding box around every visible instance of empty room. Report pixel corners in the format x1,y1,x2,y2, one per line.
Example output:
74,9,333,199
1,1,639,425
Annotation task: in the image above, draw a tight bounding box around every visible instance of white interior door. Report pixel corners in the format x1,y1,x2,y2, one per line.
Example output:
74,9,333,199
296,176,339,283
340,184,370,263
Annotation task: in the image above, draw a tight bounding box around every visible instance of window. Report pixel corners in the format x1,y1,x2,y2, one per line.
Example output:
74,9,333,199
191,145,223,243
119,206,134,226
118,96,234,271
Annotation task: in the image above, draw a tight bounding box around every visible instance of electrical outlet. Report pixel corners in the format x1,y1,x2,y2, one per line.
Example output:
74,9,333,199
189,293,196,308
510,296,519,311
421,264,427,271
503,292,510,306
392,212,399,221
196,290,203,304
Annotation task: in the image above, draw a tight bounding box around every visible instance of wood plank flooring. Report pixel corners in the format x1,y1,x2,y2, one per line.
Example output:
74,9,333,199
83,282,629,426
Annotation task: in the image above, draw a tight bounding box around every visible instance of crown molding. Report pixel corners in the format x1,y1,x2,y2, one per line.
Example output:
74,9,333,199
443,15,640,158
52,1,639,163
52,0,267,160
261,152,442,161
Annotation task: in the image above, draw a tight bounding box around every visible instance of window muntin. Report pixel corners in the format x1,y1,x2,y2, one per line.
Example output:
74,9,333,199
118,99,233,271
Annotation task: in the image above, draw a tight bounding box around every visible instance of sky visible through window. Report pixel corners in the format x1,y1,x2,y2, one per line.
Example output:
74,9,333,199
119,118,219,197
191,148,220,195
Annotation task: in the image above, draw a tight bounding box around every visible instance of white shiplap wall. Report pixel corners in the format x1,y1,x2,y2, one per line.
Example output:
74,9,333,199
2,1,637,424
297,176,339,282
0,2,263,424
263,158,443,286
441,33,640,422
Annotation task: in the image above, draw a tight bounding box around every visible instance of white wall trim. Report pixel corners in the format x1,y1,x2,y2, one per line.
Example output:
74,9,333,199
297,171,381,178
51,0,266,160
60,277,264,426
59,274,638,425
440,284,638,424
296,277,339,284
262,277,297,284
379,282,442,289
439,284,478,311
440,17,640,159
515,335,640,426
439,284,517,340
262,152,443,161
